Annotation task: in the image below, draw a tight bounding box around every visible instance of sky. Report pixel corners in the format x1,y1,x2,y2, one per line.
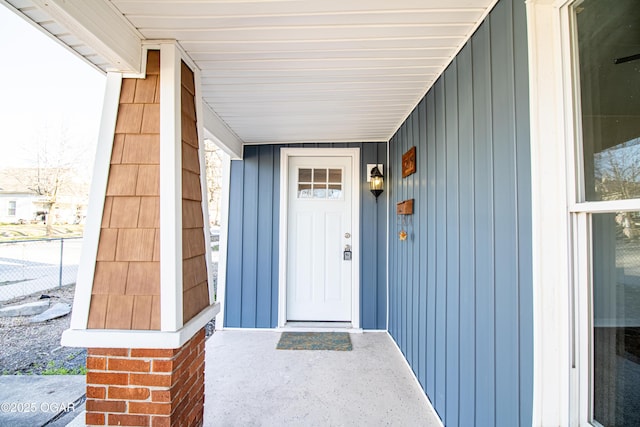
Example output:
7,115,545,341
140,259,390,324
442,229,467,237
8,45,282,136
0,5,105,173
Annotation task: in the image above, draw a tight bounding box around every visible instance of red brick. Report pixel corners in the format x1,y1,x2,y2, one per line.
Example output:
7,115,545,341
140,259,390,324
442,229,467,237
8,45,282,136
107,413,150,426
130,348,176,358
152,359,174,372
173,349,196,376
187,403,203,426
178,374,198,402
87,372,129,386
87,357,107,371
129,401,172,415
191,329,205,343
86,412,105,425
87,386,106,399
86,399,126,413
151,389,171,403
189,354,205,376
151,416,171,427
129,373,172,387
88,348,129,357
108,358,151,372
108,386,150,400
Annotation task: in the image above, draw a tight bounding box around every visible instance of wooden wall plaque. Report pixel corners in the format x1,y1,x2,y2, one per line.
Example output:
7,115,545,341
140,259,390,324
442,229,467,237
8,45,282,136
402,146,416,178
396,199,414,215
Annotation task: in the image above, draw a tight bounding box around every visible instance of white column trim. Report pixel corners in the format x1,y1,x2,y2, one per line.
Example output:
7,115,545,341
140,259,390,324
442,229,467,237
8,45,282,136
159,43,184,332
526,0,573,425
192,64,216,307
385,140,390,331
278,147,361,328
215,151,232,330
62,303,220,349
69,72,122,330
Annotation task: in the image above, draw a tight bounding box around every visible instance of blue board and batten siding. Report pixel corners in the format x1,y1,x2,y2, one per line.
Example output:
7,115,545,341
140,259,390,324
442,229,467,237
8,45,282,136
225,142,387,329
388,0,533,425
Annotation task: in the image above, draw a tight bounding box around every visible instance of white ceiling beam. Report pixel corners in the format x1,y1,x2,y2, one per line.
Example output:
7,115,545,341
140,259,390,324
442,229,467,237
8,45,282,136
30,0,142,73
202,103,244,160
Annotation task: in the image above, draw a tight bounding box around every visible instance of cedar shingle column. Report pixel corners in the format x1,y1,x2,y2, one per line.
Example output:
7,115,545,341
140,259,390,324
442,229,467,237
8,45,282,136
61,45,217,427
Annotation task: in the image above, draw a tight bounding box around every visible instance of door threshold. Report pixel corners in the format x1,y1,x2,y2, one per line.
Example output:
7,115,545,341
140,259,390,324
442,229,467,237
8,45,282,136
280,322,362,333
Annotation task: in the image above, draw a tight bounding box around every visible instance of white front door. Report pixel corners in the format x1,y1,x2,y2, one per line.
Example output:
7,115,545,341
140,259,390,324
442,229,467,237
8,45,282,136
286,155,353,321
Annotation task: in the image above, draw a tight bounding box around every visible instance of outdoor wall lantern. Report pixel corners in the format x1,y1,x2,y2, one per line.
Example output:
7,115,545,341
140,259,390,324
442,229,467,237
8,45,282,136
369,165,384,201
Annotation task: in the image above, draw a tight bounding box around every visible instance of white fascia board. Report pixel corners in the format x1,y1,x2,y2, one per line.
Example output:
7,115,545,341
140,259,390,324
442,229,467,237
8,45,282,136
30,0,142,73
62,303,220,349
202,103,244,160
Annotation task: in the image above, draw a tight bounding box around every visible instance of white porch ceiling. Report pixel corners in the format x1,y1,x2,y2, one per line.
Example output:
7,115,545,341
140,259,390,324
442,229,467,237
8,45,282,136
4,0,496,145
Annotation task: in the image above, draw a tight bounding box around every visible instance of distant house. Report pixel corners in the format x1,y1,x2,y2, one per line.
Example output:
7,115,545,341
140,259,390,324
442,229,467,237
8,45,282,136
0,168,88,224
0,190,43,223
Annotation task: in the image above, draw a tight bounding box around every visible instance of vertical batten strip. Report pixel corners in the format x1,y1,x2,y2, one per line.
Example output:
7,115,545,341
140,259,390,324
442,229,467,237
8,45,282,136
70,72,122,330
160,44,184,331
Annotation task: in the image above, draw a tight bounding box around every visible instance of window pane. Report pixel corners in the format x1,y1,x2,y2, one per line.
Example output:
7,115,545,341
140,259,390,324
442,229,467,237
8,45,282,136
328,184,342,199
297,184,311,198
313,168,327,183
577,0,640,201
312,184,326,198
329,169,342,183
298,168,312,183
592,212,640,426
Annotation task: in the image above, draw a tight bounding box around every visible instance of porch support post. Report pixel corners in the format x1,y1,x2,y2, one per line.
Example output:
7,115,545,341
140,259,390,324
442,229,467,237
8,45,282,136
62,45,218,426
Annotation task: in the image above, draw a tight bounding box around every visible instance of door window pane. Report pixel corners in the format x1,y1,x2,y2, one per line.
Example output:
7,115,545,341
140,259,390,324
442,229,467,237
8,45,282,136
328,169,342,183
576,0,640,201
297,184,312,198
297,167,343,199
298,168,312,183
328,184,342,199
313,168,327,183
593,212,640,426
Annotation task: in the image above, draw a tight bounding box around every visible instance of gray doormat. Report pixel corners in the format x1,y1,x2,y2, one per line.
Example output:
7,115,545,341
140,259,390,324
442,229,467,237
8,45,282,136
276,332,352,351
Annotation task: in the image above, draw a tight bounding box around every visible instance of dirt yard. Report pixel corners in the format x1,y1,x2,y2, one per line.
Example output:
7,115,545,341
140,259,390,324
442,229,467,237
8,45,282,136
0,284,86,375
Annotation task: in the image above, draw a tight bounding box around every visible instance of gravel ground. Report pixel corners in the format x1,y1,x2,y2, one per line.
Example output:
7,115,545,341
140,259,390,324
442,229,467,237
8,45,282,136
0,284,86,375
1,260,218,376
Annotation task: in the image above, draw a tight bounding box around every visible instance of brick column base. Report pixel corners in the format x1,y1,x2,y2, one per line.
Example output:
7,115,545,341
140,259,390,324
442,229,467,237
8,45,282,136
85,329,206,426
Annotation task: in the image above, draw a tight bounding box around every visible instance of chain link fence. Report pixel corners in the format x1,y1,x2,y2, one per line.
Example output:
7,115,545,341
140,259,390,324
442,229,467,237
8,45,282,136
0,237,82,302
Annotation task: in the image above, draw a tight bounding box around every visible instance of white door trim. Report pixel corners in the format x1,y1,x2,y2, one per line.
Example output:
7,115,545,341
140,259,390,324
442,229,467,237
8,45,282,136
278,148,360,328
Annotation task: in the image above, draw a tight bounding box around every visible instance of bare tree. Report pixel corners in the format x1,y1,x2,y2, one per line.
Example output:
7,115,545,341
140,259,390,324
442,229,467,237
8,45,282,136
204,140,223,227
18,127,89,234
596,140,640,239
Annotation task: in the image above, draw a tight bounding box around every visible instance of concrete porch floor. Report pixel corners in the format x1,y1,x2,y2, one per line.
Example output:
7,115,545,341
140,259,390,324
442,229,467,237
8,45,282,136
204,330,442,426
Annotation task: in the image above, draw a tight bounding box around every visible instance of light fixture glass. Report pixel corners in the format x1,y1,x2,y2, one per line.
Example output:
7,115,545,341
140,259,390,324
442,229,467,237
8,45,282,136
369,166,384,200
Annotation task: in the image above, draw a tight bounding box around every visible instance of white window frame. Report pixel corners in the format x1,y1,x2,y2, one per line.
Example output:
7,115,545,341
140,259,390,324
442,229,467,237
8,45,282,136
528,0,640,425
8,200,16,216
